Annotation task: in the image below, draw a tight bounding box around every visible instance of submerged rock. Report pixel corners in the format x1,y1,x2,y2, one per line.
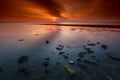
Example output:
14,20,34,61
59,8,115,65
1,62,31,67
63,54,68,59
56,45,64,50
84,47,94,53
78,52,87,58
97,42,100,44
84,59,98,65
68,61,75,65
41,61,49,67
107,53,120,60
18,67,30,76
45,57,50,60
18,56,28,64
59,52,65,55
46,40,49,44
87,43,96,46
44,69,50,74
19,39,24,41
76,58,81,62
101,45,108,49
56,62,60,65
0,67,3,72
64,65,77,76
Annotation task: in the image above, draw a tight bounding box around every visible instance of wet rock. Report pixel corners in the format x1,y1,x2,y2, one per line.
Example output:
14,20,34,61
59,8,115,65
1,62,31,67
56,62,60,65
91,55,96,58
18,56,28,64
41,61,49,67
0,67,3,72
45,57,50,60
56,45,64,50
59,52,65,55
46,40,49,44
107,53,120,60
44,69,50,74
63,54,68,59
97,42,100,44
76,58,81,62
101,45,108,49
84,47,94,53
84,59,98,65
64,65,77,76
18,67,30,76
87,43,96,46
19,39,24,41
78,52,87,58
68,61,75,65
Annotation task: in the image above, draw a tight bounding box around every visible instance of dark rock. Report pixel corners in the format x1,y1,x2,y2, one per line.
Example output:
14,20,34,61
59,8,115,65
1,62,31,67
59,52,65,55
84,47,94,53
76,58,81,62
78,52,87,58
41,61,49,67
44,69,50,73
19,39,24,41
18,56,28,64
107,53,120,60
87,43,96,46
91,55,96,58
84,59,98,65
56,62,60,65
18,67,30,76
63,54,68,59
45,57,50,60
0,67,3,72
56,45,64,50
97,42,100,44
46,40,49,44
101,45,108,49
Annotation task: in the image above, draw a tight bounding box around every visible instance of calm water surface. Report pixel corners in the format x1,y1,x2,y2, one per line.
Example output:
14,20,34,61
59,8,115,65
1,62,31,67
0,23,120,80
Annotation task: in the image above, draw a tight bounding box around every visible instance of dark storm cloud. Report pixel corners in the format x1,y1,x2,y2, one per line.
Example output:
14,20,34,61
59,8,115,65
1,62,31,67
30,0,64,17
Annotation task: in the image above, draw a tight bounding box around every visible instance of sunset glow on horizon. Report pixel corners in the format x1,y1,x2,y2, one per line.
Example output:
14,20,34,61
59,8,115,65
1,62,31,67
0,0,120,21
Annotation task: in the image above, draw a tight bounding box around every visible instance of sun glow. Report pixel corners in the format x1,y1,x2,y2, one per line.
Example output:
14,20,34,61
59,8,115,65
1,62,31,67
52,17,57,22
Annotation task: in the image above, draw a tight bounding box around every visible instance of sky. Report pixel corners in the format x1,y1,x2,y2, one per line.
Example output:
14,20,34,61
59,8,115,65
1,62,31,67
0,0,120,21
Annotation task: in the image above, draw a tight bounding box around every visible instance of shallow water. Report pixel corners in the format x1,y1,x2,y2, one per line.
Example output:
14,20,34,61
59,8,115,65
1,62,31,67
0,23,120,80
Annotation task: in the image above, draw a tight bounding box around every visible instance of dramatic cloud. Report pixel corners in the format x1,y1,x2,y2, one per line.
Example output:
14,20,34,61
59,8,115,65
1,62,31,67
0,0,120,20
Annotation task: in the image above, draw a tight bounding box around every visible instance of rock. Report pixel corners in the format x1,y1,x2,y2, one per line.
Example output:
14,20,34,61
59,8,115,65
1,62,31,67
84,59,98,65
56,45,64,50
101,45,108,49
63,54,68,59
68,61,75,64
46,40,49,44
41,61,49,67
78,52,87,58
56,62,60,65
97,42,100,44
44,69,50,74
18,67,30,76
76,58,81,62
0,67,3,72
107,53,120,60
19,39,24,41
64,65,77,76
84,47,94,53
18,56,28,64
87,43,96,46
45,57,50,60
59,52,65,55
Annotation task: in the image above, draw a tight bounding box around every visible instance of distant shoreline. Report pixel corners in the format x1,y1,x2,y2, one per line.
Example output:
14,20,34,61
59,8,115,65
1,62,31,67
40,23,120,28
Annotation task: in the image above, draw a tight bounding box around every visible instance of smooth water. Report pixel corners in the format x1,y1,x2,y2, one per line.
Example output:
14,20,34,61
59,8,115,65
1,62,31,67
0,23,120,80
